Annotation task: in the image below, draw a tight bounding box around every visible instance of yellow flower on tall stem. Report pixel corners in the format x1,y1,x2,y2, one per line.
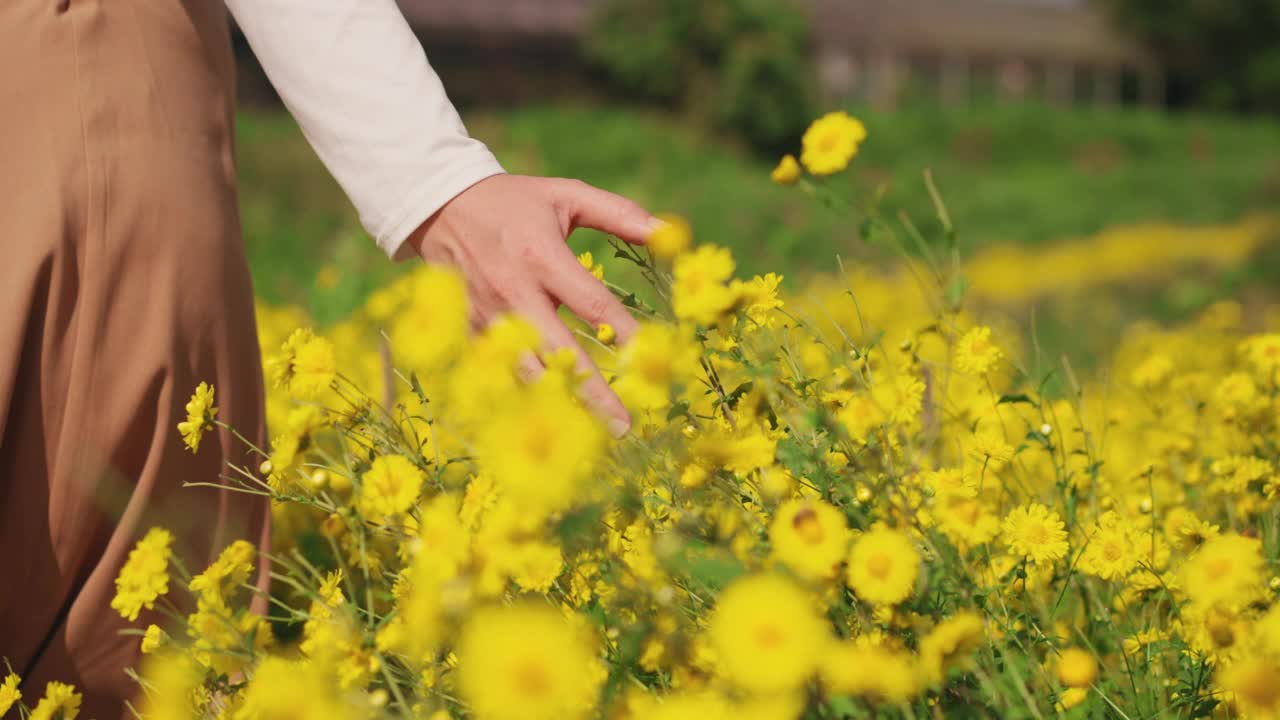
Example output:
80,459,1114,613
176,381,217,452
647,213,692,260
1057,647,1098,688
709,573,829,694
28,681,81,720
358,454,426,523
954,326,1003,375
770,154,800,185
0,674,21,717
846,527,921,605
671,244,738,326
1002,503,1069,566
110,527,174,621
457,604,603,720
769,498,850,581
800,111,866,176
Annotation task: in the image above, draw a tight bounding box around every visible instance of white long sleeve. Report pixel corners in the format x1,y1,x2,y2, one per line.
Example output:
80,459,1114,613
224,0,505,260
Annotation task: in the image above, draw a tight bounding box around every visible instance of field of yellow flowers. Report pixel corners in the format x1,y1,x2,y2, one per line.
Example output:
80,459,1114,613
6,111,1280,720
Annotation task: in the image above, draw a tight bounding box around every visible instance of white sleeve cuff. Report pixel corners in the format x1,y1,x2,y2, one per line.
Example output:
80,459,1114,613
375,155,507,261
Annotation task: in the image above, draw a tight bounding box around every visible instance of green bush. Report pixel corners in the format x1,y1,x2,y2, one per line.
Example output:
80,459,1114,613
583,0,817,154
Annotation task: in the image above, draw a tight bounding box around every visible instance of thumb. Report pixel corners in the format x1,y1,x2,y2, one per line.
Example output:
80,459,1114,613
554,178,659,245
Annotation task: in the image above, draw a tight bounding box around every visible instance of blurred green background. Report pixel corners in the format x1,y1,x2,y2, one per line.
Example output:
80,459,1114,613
233,0,1280,359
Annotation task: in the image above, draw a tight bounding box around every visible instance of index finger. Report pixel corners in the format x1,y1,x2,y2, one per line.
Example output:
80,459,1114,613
513,287,632,438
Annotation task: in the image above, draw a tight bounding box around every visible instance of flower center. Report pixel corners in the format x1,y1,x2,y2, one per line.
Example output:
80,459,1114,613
1025,524,1049,545
522,423,555,463
512,661,551,697
954,500,981,525
639,355,672,385
755,622,784,649
1103,542,1123,563
792,507,825,544
1238,664,1280,708
867,552,893,580
1204,557,1233,582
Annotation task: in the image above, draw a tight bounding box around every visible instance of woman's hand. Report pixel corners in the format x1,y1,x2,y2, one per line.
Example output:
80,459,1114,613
407,174,659,437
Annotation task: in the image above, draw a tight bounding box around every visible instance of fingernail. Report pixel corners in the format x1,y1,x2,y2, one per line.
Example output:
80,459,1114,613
608,417,631,439
646,216,667,232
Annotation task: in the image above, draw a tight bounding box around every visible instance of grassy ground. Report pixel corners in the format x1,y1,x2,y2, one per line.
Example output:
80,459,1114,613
236,103,1280,326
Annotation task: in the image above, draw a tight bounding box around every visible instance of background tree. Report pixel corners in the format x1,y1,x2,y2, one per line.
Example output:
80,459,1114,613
1104,0,1280,113
583,0,818,155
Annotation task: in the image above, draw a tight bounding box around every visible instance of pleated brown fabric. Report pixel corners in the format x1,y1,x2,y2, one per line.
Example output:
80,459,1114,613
0,2,270,717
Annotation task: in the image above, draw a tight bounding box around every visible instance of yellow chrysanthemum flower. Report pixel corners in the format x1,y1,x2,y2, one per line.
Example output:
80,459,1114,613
189,539,256,611
176,381,217,453
29,681,81,720
870,371,925,427
691,426,777,475
918,612,985,686
770,154,800,185
457,604,603,720
846,527,920,605
390,266,470,371
235,656,358,720
1162,507,1219,552
136,652,205,720
110,527,174,621
288,332,337,398
1058,687,1089,710
1001,503,1069,566
799,111,866,176
0,674,22,717
731,272,785,329
141,623,168,654
1078,512,1140,581
577,250,605,281
967,426,1015,473
922,467,978,498
934,494,1000,550
1219,652,1280,717
954,326,1003,375
595,322,616,345
477,377,604,517
1180,533,1264,612
708,573,829,694
647,213,692,260
1239,333,1280,378
820,641,919,703
1130,352,1175,388
769,498,850,581
613,322,700,411
358,454,426,523
671,244,738,326
1056,647,1098,688
506,541,565,593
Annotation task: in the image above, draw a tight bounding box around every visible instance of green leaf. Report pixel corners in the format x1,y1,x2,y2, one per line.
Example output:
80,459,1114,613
726,381,754,403
945,273,969,308
556,504,606,556
666,400,691,421
409,371,427,403
686,554,744,590
827,695,858,718
664,540,745,592
997,393,1038,408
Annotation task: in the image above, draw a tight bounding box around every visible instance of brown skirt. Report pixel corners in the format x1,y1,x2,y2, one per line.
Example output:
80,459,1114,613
0,1,269,717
